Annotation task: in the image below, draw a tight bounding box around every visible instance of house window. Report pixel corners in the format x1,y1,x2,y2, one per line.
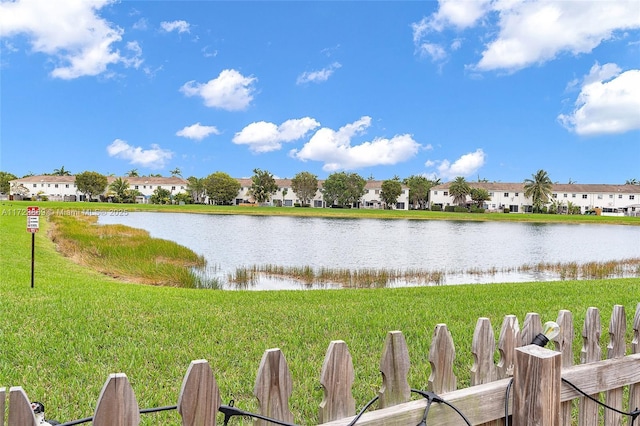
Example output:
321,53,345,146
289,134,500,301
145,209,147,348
572,194,576,198
597,194,602,199
609,194,613,199
375,189,379,194
619,194,623,199
443,191,448,196
489,192,494,196
55,184,59,188
552,193,557,199
434,191,438,195
172,186,176,191
563,194,568,198
504,193,509,197
33,184,37,188
135,185,139,190
631,195,636,200
582,194,588,199
65,184,69,188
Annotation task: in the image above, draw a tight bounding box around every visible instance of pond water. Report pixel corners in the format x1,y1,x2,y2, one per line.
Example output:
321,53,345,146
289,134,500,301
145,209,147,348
98,212,640,290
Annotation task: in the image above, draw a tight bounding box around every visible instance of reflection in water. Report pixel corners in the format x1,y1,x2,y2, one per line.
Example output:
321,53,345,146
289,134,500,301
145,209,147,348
99,212,640,290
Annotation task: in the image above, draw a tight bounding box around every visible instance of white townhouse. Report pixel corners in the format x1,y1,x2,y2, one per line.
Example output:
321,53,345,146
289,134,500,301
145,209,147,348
8,175,189,202
429,182,640,215
234,178,410,210
8,175,411,209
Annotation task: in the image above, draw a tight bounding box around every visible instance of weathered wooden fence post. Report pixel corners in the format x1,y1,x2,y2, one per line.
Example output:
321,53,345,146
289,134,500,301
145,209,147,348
178,359,221,426
378,330,410,408
579,307,601,426
8,387,37,426
630,302,640,416
605,305,626,426
319,340,356,424
1,387,5,426
513,345,561,426
93,373,140,426
428,324,456,394
553,309,574,426
254,348,294,426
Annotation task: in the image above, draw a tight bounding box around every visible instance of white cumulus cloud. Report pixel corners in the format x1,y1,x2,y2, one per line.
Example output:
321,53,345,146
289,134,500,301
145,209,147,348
432,149,486,180
160,20,190,33
296,62,342,85
412,0,640,73
0,0,142,79
233,117,320,153
290,117,421,171
176,123,221,141
558,63,640,136
107,139,173,169
180,69,257,111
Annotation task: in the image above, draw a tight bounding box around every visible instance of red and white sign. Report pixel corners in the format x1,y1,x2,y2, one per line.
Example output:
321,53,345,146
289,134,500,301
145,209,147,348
27,206,40,233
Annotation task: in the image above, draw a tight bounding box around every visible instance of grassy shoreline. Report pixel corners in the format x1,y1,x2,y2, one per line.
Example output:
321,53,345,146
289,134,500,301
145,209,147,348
1,204,639,424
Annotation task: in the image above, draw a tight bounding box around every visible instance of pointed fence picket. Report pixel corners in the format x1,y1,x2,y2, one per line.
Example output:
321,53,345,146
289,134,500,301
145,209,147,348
2,303,639,426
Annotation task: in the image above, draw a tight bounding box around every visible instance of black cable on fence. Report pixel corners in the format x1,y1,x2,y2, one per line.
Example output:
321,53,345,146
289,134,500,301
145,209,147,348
561,378,640,426
57,405,178,426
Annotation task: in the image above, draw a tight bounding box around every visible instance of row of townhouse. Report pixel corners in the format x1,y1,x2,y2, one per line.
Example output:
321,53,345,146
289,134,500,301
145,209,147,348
7,175,189,203
429,182,640,215
6,175,411,209
7,175,639,215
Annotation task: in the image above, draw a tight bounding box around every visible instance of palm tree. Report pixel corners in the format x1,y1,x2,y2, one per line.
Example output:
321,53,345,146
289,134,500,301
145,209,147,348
170,168,182,177
109,177,130,202
448,176,470,206
126,169,139,177
52,166,71,176
524,169,553,213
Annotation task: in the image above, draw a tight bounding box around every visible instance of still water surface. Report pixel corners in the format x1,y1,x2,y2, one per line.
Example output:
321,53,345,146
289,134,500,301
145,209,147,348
99,212,640,289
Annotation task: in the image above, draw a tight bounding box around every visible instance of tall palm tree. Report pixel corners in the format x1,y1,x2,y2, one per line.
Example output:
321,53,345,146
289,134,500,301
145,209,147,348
109,177,130,202
126,169,139,177
170,168,182,177
524,169,553,213
52,166,71,176
448,176,470,206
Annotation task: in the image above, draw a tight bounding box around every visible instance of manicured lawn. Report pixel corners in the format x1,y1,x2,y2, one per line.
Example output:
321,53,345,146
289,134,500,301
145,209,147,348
1,203,638,425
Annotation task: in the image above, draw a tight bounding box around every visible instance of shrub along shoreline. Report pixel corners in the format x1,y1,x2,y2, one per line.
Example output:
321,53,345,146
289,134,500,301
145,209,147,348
1,202,639,424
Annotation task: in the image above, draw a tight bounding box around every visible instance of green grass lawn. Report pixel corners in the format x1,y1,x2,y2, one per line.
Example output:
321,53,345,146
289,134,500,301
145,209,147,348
1,203,639,425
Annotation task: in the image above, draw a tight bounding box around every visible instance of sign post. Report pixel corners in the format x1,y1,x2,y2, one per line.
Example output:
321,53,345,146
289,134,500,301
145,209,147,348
27,206,39,288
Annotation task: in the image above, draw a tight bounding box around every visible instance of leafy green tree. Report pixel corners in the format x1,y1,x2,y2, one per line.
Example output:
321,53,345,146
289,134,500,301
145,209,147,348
203,172,241,205
150,187,172,204
75,171,108,201
186,176,206,204
470,187,491,208
322,172,366,207
0,171,17,194
403,175,439,209
380,179,403,209
524,169,553,213
625,178,639,185
108,177,130,203
290,171,319,206
449,176,471,206
126,169,139,177
52,166,71,176
249,168,278,204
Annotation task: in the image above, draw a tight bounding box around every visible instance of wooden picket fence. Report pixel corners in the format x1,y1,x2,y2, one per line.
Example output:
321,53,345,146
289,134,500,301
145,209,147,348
2,303,639,425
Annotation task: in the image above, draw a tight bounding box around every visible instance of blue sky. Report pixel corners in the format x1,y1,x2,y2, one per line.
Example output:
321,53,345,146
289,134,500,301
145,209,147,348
1,0,639,184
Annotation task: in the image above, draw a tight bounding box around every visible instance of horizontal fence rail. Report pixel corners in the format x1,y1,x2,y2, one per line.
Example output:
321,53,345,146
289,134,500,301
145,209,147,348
2,302,639,426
